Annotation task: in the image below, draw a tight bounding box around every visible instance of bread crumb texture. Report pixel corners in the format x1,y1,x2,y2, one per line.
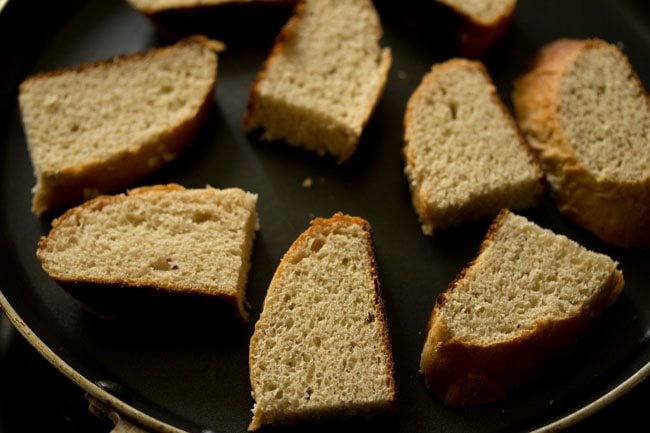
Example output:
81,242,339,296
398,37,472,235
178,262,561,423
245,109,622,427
245,0,391,162
19,36,219,214
37,184,257,320
420,210,623,405
558,44,649,182
404,59,542,234
513,39,650,248
249,213,396,429
441,212,619,343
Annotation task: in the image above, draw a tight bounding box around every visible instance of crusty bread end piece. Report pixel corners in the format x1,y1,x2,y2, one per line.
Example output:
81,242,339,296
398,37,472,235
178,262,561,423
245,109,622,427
37,184,257,321
244,0,392,162
19,36,224,215
513,39,650,248
404,59,543,234
248,213,396,430
420,209,624,406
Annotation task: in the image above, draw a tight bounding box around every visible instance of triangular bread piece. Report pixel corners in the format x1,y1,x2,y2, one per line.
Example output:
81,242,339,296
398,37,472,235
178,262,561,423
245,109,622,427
420,209,623,405
19,36,223,214
248,213,396,430
244,0,392,162
37,184,257,321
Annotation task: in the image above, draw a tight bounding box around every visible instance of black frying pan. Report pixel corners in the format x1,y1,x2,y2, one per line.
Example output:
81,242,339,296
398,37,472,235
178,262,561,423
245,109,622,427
1,0,649,432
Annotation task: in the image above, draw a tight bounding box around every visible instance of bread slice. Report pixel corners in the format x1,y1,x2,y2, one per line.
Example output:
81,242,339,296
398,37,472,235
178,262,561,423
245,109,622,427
248,213,396,430
437,0,516,57
19,36,224,215
37,184,257,321
403,59,543,235
513,39,650,248
420,209,624,406
244,0,392,162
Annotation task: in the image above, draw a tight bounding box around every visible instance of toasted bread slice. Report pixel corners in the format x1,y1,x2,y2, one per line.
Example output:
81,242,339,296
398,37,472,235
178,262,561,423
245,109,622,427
19,36,224,215
437,0,516,57
420,209,623,406
37,184,257,321
248,213,396,430
244,0,392,162
513,39,650,248
403,59,543,234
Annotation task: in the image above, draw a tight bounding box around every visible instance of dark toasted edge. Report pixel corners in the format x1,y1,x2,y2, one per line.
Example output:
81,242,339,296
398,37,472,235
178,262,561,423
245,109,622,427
24,39,218,215
248,212,398,429
337,213,398,407
32,89,214,214
299,213,398,404
420,208,513,404
340,0,392,163
420,209,625,405
37,184,255,322
422,268,623,406
429,208,512,320
49,277,244,322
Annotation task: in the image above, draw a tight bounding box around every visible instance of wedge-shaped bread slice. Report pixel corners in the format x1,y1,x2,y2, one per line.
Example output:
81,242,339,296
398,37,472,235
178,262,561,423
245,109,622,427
404,59,543,235
420,209,624,406
437,0,516,57
37,184,257,321
248,213,396,430
244,0,392,162
513,39,650,248
19,36,223,215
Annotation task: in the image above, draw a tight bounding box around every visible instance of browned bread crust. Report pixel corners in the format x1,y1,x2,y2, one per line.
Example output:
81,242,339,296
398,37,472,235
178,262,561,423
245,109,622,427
19,37,223,215
513,39,650,248
286,214,397,397
419,209,624,406
248,213,397,429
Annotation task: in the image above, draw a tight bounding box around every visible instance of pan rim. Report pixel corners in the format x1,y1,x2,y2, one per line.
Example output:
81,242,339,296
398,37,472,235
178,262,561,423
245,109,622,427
2,289,649,432
0,290,186,433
